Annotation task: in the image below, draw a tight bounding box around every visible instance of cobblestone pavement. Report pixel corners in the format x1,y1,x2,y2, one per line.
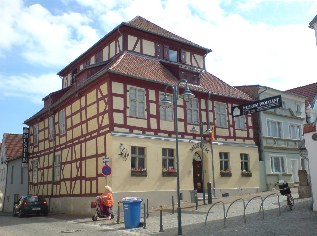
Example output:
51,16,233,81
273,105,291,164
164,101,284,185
68,189,316,235
1,189,315,236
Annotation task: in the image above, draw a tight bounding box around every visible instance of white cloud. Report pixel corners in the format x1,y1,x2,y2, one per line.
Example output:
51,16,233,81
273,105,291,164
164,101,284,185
0,73,61,103
0,0,99,66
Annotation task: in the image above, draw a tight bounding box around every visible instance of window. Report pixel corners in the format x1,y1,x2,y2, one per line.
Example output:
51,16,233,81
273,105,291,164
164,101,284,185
33,124,39,145
53,155,60,181
270,156,285,173
131,146,145,170
84,58,90,68
235,115,246,130
11,165,14,184
289,124,301,139
215,103,228,128
282,101,287,109
160,93,173,121
162,148,175,170
32,159,38,183
59,109,66,135
296,104,301,113
267,120,282,138
240,154,249,171
49,116,54,140
129,88,145,118
219,152,230,171
187,98,199,123
95,50,103,63
168,49,178,62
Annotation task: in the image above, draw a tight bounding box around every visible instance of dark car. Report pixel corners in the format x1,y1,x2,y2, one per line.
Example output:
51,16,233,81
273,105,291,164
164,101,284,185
13,195,48,217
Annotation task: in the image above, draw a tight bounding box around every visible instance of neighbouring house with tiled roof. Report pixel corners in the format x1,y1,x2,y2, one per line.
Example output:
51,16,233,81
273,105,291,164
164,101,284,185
0,133,27,212
24,16,260,215
235,85,306,191
287,82,317,124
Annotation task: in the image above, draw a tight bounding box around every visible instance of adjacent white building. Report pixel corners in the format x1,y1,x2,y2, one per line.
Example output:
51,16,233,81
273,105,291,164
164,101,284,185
236,85,306,191
0,134,27,212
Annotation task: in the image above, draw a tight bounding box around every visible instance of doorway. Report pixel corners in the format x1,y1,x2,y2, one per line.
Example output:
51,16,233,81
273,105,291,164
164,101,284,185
291,159,299,183
193,158,203,193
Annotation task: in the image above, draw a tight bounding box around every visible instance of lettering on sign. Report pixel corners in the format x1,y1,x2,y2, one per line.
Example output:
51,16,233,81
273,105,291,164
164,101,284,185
190,143,209,153
232,95,282,117
22,127,29,164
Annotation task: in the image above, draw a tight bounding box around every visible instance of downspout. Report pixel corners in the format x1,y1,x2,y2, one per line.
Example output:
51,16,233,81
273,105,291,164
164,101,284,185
49,97,56,213
2,159,8,212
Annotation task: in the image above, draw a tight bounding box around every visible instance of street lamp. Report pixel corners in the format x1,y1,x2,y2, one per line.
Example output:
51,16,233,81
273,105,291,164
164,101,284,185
205,91,216,197
160,79,194,236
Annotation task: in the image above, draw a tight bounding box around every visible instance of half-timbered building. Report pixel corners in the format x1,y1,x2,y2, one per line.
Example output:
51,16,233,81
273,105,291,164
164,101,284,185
24,16,260,215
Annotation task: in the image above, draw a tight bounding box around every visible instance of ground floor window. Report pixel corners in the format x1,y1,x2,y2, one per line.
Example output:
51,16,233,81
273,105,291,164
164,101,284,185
240,153,249,171
131,146,146,170
219,152,230,171
270,156,285,173
162,148,175,171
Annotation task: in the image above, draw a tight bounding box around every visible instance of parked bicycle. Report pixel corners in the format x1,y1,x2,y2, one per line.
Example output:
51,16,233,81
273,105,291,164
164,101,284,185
278,180,294,210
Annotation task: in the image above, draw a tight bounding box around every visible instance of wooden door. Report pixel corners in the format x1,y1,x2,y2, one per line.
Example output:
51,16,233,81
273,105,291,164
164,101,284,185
193,159,203,193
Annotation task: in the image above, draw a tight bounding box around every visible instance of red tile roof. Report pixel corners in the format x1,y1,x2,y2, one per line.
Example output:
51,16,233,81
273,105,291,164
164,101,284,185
234,85,260,100
286,82,317,108
2,133,23,161
108,51,251,100
126,16,211,52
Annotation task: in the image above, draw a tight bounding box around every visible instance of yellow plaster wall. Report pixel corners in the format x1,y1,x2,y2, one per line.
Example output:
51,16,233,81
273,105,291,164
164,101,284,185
150,118,157,129
109,41,116,58
143,39,155,56
72,180,80,194
128,35,141,52
87,118,98,133
113,113,124,125
236,130,248,137
217,128,229,137
118,36,122,52
113,97,124,110
87,90,96,106
86,139,96,157
87,103,97,119
103,46,109,61
127,117,147,127
193,54,204,68
112,82,123,94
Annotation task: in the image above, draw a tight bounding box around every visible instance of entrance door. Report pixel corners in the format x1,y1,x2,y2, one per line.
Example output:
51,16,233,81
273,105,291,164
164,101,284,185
193,159,203,193
291,160,299,183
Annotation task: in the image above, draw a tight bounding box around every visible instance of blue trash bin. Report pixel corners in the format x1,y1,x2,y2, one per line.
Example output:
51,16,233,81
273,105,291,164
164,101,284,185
121,197,143,229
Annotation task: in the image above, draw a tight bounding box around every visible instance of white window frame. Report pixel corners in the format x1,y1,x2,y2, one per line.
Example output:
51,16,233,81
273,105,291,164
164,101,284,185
33,124,39,145
160,93,173,121
270,155,286,173
129,87,145,118
32,159,38,183
162,148,175,170
235,115,246,130
240,153,249,171
53,155,61,181
219,152,230,171
187,98,199,124
295,103,302,114
59,109,66,135
131,146,146,170
215,102,228,128
267,119,282,138
289,124,301,140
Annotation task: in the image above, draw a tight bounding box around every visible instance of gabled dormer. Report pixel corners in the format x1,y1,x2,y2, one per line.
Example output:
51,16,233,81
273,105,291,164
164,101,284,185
57,16,211,89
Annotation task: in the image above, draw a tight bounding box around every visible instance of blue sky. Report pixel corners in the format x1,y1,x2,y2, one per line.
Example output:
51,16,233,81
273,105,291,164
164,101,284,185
0,0,316,136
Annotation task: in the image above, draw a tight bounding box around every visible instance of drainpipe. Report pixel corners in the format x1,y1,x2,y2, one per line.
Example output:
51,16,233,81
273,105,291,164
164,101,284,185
2,159,8,212
49,106,56,213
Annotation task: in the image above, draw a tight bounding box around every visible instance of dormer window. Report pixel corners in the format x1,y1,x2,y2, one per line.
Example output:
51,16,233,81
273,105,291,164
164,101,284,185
168,49,178,62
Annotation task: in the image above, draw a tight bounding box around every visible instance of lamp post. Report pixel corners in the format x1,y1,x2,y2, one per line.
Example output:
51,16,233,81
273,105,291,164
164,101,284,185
206,91,216,197
160,80,194,236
